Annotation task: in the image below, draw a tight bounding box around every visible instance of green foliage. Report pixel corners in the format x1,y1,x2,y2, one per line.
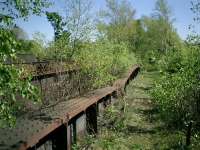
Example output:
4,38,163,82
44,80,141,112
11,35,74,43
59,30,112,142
28,40,46,58
91,99,130,150
98,0,137,46
26,32,47,58
0,29,18,60
0,29,41,127
46,31,71,60
153,0,172,22
0,0,50,26
75,40,136,88
0,30,35,127
158,48,184,73
151,45,200,127
133,0,183,72
140,17,181,55
150,0,200,130
95,132,125,150
103,101,127,132
65,0,93,57
9,31,47,59
0,0,48,127
46,12,66,40
0,64,40,127
99,0,135,25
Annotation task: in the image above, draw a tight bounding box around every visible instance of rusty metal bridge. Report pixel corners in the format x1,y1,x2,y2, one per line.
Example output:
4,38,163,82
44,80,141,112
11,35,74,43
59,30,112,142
0,64,140,150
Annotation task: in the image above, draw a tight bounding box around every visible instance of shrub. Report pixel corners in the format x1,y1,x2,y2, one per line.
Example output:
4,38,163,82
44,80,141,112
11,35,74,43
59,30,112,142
158,48,184,73
46,32,72,60
74,40,136,88
151,45,200,128
0,29,40,127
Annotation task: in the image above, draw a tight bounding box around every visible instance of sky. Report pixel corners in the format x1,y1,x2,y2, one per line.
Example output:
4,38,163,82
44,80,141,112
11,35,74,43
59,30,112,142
16,0,196,41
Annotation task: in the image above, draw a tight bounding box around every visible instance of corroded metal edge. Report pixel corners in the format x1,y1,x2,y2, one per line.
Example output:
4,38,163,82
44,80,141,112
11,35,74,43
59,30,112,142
0,64,140,150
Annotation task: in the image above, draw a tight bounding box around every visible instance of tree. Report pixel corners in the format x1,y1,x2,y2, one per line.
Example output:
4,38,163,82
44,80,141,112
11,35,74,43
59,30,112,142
152,0,176,53
138,0,181,58
97,0,136,44
46,31,71,60
46,12,72,60
100,0,135,25
0,0,50,60
188,0,200,44
46,12,66,41
151,0,200,129
32,32,47,47
0,0,49,127
0,0,50,26
65,0,93,57
191,0,200,23
153,0,172,22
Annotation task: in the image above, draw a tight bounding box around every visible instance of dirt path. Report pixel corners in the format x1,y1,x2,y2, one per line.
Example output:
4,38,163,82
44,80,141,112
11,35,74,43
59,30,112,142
82,72,187,150
123,72,164,149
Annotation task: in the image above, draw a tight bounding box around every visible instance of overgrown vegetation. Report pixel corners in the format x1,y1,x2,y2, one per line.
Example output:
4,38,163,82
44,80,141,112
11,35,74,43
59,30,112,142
0,0,49,127
0,0,136,127
142,0,200,148
76,0,200,149
1,0,200,148
75,72,200,149
150,0,200,131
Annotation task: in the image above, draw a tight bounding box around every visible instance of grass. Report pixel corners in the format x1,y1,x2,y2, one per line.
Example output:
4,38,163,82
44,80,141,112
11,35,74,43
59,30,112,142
74,71,200,150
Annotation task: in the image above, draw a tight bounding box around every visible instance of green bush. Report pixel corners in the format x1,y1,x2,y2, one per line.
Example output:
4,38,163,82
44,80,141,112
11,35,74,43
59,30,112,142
45,32,72,60
75,40,136,88
0,29,40,127
140,50,159,71
151,45,200,128
158,49,184,73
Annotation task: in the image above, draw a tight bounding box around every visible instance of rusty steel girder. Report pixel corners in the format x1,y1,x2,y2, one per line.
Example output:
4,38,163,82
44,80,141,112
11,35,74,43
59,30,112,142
0,64,140,150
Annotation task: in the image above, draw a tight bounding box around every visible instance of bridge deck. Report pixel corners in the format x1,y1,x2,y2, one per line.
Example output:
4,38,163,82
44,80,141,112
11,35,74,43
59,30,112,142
0,65,140,150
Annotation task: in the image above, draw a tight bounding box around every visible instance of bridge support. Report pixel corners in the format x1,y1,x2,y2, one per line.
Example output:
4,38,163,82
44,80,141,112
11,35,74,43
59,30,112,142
67,119,77,150
52,124,68,150
67,124,72,150
102,95,111,108
86,104,98,134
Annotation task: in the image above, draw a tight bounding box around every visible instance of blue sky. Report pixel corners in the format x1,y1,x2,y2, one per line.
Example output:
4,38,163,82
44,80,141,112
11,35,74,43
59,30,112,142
16,0,196,41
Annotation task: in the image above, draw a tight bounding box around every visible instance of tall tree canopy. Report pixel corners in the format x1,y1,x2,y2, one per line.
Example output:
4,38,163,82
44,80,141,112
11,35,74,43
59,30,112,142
0,0,50,26
138,0,181,57
153,0,172,22
98,0,137,44
46,12,66,41
100,0,135,25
